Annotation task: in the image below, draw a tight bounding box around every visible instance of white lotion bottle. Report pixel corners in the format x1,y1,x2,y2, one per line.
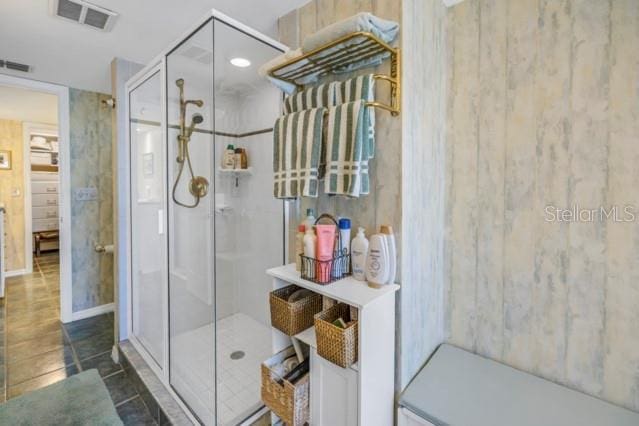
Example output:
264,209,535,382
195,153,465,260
351,227,369,281
381,225,396,284
302,227,317,277
365,229,390,288
295,224,306,271
302,208,316,231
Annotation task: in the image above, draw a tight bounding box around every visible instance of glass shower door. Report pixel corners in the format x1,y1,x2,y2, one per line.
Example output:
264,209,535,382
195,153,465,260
213,19,284,425
166,20,217,425
164,15,285,425
129,70,166,369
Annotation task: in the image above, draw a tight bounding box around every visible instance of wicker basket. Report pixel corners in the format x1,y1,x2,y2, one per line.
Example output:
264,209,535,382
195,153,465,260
261,347,310,426
270,285,322,336
314,303,358,368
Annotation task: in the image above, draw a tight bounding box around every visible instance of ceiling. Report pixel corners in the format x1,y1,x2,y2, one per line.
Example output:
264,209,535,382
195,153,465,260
0,85,58,124
0,0,308,94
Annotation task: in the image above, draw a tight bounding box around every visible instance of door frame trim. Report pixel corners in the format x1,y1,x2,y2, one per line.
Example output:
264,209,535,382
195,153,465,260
0,74,73,323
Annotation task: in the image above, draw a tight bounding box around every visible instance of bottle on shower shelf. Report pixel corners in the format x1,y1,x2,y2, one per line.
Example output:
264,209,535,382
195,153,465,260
223,144,235,169
234,148,242,169
240,148,248,169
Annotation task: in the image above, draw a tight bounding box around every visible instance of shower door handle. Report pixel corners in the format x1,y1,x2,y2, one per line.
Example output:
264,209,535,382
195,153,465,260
158,209,164,235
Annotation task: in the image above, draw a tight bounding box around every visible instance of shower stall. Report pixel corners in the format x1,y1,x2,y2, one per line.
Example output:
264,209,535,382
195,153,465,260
126,11,286,425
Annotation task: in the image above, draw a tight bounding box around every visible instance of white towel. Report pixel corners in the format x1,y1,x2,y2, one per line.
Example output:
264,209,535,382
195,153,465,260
303,13,399,53
302,13,399,75
273,108,326,199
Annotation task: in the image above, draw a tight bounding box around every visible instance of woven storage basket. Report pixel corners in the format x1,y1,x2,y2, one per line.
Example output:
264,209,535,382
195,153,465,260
261,347,310,426
270,285,322,336
314,302,358,368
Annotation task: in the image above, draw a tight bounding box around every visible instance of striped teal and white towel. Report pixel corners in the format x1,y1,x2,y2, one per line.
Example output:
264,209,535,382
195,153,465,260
284,82,339,114
325,100,368,197
337,74,376,160
273,107,326,199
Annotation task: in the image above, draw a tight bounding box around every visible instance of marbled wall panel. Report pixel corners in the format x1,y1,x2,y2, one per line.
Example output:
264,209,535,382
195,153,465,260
475,0,506,360
501,0,538,371
279,9,299,49
565,0,609,397
531,0,571,381
299,1,318,41
69,88,114,312
400,0,447,390
447,0,479,349
0,119,24,272
603,0,639,409
447,0,639,412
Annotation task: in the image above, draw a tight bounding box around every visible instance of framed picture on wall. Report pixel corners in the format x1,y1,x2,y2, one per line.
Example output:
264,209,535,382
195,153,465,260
0,150,11,170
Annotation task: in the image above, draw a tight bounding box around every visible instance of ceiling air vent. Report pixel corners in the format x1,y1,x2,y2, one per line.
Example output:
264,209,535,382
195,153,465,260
0,59,32,73
49,0,118,32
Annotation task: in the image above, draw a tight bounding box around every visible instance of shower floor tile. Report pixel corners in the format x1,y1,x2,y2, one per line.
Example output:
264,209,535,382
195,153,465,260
171,312,272,425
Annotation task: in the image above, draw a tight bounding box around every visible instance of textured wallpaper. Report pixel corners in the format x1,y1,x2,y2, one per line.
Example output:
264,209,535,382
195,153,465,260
0,119,25,272
69,88,114,312
446,0,639,412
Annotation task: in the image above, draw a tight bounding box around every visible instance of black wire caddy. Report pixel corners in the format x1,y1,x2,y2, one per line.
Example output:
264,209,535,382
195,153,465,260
300,214,351,285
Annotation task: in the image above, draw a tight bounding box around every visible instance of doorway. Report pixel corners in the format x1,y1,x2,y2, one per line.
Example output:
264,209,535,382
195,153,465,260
0,74,72,323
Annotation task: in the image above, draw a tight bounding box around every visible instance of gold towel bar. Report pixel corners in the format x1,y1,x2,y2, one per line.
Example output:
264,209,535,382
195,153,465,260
268,31,401,116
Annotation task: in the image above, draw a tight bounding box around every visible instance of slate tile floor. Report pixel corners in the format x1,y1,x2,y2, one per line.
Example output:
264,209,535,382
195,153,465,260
1,252,158,424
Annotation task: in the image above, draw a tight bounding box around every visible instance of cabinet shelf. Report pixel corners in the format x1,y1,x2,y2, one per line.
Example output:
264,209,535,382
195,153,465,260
267,263,399,309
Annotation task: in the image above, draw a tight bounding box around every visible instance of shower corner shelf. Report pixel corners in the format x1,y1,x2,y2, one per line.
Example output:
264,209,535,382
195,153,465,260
218,167,253,176
268,31,401,116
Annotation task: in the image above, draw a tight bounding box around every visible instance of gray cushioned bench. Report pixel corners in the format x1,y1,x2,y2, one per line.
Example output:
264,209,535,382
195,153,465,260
399,344,639,426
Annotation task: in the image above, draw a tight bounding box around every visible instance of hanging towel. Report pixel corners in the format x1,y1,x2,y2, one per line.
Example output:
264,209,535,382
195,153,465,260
325,100,369,197
273,107,326,199
259,49,305,94
284,81,339,114
302,13,399,74
303,13,399,52
336,75,376,160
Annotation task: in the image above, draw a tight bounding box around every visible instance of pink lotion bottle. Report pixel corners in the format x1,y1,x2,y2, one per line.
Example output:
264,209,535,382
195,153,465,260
315,224,336,283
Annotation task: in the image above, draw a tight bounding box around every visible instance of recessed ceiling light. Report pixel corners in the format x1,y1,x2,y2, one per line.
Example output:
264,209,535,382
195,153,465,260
230,57,251,68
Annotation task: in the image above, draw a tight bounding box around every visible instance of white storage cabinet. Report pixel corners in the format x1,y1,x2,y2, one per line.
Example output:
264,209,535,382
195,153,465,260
267,264,399,426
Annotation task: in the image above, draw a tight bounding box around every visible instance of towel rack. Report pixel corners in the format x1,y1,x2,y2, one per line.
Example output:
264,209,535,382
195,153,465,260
268,31,401,116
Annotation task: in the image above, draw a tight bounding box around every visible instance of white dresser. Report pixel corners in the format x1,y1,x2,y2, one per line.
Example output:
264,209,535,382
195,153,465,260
31,171,59,251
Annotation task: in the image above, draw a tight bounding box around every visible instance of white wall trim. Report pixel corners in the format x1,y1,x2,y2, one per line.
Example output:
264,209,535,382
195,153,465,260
0,74,73,323
5,269,27,278
22,121,59,276
71,302,114,321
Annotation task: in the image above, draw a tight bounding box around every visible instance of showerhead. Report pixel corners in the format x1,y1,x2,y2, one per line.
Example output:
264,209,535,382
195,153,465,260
176,78,184,87
185,113,203,138
191,113,204,124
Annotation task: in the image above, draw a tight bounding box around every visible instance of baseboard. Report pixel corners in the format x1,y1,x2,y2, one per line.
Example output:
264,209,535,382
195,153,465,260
5,269,28,277
71,303,115,321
